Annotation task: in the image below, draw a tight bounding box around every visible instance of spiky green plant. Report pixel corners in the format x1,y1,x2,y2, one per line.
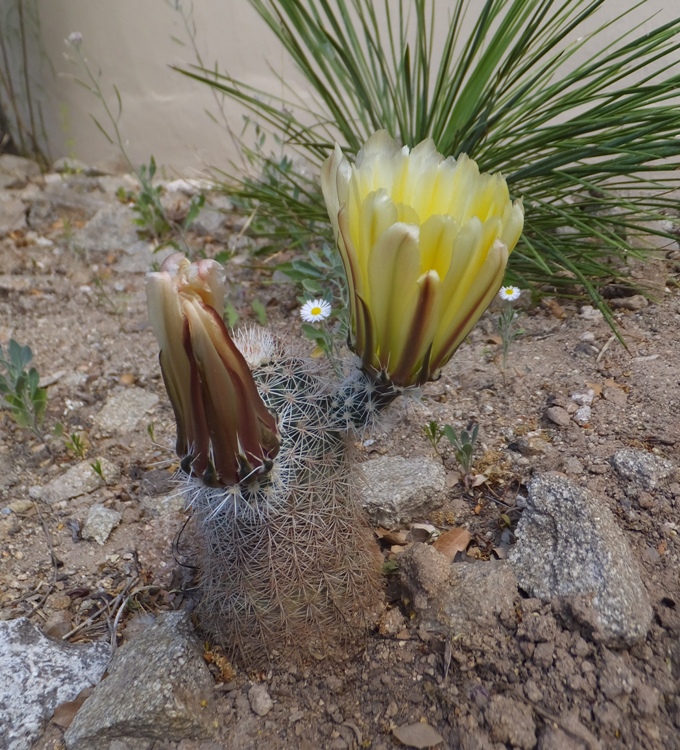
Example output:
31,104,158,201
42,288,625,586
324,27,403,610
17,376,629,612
177,0,680,322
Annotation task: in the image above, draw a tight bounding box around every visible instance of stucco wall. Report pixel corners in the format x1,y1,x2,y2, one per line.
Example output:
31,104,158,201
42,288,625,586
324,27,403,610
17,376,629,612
31,0,679,175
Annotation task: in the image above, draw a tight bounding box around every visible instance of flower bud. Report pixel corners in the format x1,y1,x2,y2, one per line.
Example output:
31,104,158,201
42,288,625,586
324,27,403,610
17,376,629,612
146,254,279,486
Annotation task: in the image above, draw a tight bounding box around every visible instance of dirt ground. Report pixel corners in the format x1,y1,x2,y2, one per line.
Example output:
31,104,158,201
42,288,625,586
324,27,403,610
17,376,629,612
0,175,679,750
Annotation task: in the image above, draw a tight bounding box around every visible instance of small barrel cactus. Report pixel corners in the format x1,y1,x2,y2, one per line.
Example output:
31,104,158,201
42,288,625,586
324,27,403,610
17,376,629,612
147,257,383,667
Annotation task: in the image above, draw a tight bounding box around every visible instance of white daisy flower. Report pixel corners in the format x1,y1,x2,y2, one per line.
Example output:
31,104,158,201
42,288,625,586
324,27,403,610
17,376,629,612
300,299,332,322
499,286,521,302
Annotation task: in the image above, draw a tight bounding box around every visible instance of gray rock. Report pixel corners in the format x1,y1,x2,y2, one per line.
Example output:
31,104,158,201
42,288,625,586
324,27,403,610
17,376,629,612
191,205,226,237
93,387,159,435
610,294,648,311
52,156,99,175
64,612,216,749
0,154,41,181
38,458,120,504
74,204,139,252
400,544,516,635
509,474,652,645
545,406,571,427
0,192,26,235
248,683,274,716
360,455,446,526
0,618,110,750
82,504,123,545
610,449,675,490
392,722,444,748
40,457,120,504
113,240,176,274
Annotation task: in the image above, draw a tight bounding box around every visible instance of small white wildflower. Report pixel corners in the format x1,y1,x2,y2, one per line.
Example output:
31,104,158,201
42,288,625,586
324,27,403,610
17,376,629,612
66,31,83,47
300,299,331,323
499,286,521,302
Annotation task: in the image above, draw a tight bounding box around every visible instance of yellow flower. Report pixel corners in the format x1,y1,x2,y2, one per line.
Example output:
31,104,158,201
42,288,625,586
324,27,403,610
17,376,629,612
321,130,524,386
146,254,279,486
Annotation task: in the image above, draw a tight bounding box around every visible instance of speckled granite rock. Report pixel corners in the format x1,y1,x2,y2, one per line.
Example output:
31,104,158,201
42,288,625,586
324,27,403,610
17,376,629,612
509,474,652,645
64,612,216,749
0,618,110,750
360,455,446,526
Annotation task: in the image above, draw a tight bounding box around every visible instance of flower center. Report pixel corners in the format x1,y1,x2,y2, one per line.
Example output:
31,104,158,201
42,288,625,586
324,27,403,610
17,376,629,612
311,306,322,316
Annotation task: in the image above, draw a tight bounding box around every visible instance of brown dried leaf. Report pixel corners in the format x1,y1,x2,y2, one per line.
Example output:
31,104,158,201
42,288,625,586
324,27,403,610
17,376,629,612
585,381,603,397
541,298,566,318
51,687,94,728
375,527,408,545
432,527,472,562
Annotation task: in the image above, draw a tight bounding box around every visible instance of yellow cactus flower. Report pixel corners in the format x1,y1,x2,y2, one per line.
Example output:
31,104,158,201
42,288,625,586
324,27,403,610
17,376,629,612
321,130,524,386
146,254,279,486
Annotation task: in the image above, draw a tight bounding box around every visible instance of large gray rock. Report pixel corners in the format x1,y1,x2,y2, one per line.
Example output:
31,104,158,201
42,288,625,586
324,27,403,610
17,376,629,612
509,474,652,645
361,455,446,526
400,543,517,635
74,204,139,252
64,612,216,749
0,618,110,750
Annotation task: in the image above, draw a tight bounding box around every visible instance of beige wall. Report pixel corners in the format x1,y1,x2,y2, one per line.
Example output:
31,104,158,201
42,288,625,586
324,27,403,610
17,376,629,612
36,0,678,176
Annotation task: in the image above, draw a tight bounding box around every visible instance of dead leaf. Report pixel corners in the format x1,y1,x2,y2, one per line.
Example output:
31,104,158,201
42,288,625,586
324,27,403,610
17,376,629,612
393,721,444,748
541,297,566,318
469,473,488,488
585,381,603,397
375,527,408,545
51,687,94,728
432,527,472,561
486,334,502,345
603,378,627,391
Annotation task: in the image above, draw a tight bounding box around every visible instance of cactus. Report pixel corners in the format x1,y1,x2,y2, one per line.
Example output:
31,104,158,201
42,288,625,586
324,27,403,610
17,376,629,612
189,349,384,667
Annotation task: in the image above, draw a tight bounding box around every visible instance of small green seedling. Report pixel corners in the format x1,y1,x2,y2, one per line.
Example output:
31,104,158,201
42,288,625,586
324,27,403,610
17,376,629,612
443,423,479,478
90,459,105,482
423,420,445,453
0,339,47,434
65,432,87,459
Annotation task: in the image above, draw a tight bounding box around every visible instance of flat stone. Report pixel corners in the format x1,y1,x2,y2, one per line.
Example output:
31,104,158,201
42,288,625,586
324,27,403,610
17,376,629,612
392,722,444,748
0,154,41,180
610,294,648,311
360,455,446,526
400,544,517,635
64,612,216,749
0,618,109,750
0,192,27,235
509,474,652,645
545,406,571,427
113,240,175,274
610,449,675,490
74,204,139,252
40,458,120,504
93,388,159,435
82,504,123,545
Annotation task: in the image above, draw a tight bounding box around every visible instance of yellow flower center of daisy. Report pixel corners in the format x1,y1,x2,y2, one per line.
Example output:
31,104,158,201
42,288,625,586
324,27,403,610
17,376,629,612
311,306,322,316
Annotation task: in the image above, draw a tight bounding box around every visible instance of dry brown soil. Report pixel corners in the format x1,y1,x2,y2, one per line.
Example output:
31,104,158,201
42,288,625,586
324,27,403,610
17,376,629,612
1,181,679,749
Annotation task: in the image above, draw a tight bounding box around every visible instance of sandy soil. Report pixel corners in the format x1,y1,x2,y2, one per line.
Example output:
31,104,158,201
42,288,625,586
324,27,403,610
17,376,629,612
1,175,679,749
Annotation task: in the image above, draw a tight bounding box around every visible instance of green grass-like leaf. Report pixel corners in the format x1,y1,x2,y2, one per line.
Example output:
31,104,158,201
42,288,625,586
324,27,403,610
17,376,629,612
175,0,680,306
